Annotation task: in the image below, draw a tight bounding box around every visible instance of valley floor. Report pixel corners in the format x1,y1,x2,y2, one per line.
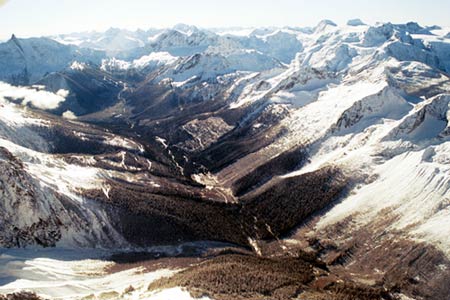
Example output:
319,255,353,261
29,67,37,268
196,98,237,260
0,247,207,300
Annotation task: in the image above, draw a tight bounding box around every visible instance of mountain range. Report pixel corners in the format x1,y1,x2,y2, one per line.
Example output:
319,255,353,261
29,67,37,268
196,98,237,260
0,20,450,300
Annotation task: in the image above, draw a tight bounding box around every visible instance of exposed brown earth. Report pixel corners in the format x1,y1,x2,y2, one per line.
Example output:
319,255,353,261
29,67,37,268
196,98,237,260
148,253,396,300
254,211,450,300
0,292,45,300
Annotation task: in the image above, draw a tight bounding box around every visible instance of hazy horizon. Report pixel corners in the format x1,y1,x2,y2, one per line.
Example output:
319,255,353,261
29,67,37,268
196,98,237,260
1,0,449,40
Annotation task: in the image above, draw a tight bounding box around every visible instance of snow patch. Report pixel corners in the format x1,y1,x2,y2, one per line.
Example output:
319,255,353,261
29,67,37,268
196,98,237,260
0,98,48,128
69,61,86,71
0,249,179,300
147,287,211,300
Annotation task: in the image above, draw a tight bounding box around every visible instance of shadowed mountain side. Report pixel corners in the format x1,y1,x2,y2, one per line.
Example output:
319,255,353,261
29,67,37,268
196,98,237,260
81,167,347,247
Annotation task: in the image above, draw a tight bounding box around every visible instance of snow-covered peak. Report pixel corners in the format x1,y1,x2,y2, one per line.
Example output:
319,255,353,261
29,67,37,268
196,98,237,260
100,57,131,71
314,19,338,33
227,20,450,126
0,36,104,84
51,28,154,54
101,51,178,72
132,51,178,68
172,23,199,36
347,18,366,26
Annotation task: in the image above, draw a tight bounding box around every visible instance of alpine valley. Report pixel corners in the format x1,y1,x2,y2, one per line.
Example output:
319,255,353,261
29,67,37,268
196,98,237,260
0,20,450,300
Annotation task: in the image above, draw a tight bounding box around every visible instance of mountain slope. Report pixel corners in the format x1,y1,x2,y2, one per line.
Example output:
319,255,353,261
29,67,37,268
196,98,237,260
0,20,450,300
0,35,104,85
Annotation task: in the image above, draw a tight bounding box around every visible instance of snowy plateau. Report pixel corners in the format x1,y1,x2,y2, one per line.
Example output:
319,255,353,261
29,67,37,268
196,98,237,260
0,20,449,300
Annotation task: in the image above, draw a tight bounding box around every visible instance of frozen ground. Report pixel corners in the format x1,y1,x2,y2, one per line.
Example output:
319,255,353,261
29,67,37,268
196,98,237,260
0,248,209,300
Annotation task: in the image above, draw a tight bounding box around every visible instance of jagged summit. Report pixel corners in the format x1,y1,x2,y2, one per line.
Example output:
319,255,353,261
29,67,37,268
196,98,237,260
399,21,433,34
314,19,337,32
347,18,366,26
8,33,20,46
172,23,199,35
317,19,337,26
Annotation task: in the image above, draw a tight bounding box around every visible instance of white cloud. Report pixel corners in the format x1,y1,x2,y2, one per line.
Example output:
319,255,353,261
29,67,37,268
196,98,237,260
56,89,70,98
62,110,77,120
0,81,68,110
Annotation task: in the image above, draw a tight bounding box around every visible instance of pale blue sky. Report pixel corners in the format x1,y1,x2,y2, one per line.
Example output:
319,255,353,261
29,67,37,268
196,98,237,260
0,0,449,39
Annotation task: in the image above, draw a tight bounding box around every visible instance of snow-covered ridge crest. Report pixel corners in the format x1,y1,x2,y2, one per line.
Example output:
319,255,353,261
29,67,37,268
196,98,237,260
383,93,450,142
101,51,178,71
331,86,412,134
